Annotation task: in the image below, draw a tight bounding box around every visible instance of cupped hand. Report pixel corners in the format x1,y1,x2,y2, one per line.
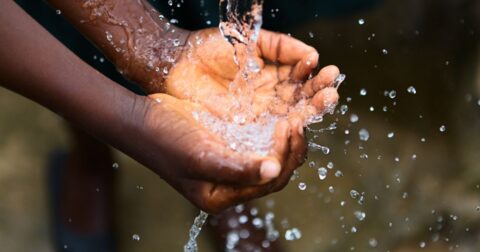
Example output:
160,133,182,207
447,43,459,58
142,28,340,213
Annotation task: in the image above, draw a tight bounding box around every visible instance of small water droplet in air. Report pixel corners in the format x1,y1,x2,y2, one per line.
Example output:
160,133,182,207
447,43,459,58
335,170,343,177
327,162,334,169
308,32,314,38
407,86,417,94
350,190,360,199
298,182,307,191
112,163,119,169
56,9,62,15
173,39,180,47
419,241,426,248
388,90,396,99
340,105,349,115
328,186,335,193
439,125,446,132
132,234,140,241
318,168,328,180
354,211,366,221
369,238,378,247
359,129,370,141
387,132,394,138
285,228,302,241
351,226,357,233
358,19,365,25
382,49,389,55
360,88,367,96
350,114,359,123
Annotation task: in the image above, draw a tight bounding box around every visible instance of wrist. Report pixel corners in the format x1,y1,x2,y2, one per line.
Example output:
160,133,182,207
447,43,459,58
86,0,191,93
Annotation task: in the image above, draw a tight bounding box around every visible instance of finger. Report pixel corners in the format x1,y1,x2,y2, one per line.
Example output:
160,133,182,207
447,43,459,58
272,117,307,192
301,65,339,96
290,51,319,82
187,143,282,186
257,30,317,65
310,87,340,113
205,180,283,214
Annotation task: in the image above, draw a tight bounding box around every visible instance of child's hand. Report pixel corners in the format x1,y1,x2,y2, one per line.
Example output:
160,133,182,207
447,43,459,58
139,94,303,213
139,29,340,213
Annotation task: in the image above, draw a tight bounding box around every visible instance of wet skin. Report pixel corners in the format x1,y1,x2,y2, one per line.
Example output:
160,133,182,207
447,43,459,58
1,1,339,213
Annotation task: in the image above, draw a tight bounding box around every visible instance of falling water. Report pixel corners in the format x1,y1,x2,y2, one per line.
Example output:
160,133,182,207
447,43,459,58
183,211,209,252
219,0,264,73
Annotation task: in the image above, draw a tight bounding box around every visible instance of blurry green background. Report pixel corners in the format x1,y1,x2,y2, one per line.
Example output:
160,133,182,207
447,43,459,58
1,0,480,251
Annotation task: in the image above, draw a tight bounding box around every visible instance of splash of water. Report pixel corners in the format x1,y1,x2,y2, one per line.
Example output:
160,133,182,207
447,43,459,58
219,0,264,73
183,211,209,252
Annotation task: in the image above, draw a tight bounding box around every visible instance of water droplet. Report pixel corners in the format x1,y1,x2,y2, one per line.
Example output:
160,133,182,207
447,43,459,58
132,234,140,241
308,161,316,168
308,142,330,154
285,228,302,241
351,226,357,233
359,129,370,141
298,182,307,191
369,238,378,248
387,132,395,138
340,105,349,115
173,39,180,47
359,88,367,96
419,241,426,248
327,162,334,169
354,211,366,221
308,32,314,38
328,186,335,193
56,9,62,15
350,190,360,199
388,90,397,99
439,125,446,132
407,86,417,94
318,168,328,180
382,49,389,55
350,114,359,123
335,170,343,177
112,163,119,169
358,19,365,25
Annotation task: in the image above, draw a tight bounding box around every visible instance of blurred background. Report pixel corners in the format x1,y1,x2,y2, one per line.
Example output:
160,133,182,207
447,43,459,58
1,0,480,251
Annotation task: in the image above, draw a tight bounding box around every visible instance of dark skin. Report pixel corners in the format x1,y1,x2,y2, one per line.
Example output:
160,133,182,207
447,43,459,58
1,1,339,213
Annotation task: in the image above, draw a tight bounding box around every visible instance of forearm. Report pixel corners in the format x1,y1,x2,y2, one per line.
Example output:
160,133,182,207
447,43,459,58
0,1,149,158
45,0,190,93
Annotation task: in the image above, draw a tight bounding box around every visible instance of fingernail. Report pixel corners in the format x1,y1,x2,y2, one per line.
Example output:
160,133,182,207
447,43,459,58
260,160,281,181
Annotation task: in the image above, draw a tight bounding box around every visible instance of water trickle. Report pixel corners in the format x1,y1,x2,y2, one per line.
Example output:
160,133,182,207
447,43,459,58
219,0,263,73
184,211,209,252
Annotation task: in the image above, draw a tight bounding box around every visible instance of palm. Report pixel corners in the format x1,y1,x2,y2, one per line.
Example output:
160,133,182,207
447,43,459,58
164,28,340,123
